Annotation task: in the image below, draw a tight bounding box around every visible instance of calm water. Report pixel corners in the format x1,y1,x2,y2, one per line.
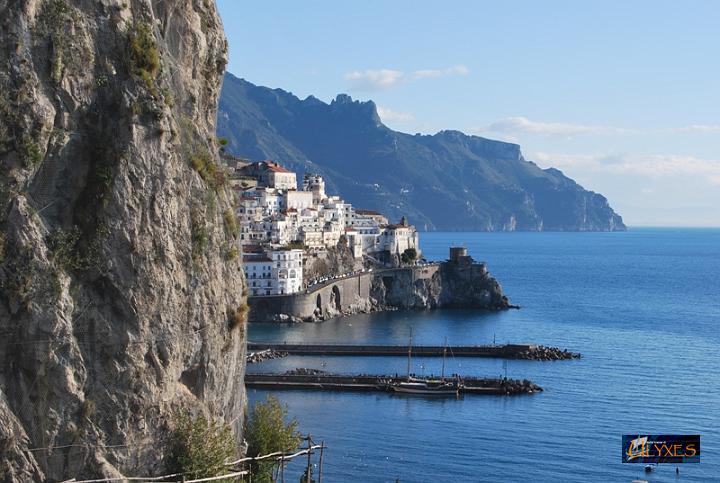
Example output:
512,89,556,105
248,229,720,482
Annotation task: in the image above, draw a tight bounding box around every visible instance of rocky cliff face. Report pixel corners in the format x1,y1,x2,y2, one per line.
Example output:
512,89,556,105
371,264,509,311
0,1,245,481
303,240,361,282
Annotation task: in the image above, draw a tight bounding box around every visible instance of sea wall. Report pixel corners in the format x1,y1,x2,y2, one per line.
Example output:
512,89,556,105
249,272,374,322
248,261,510,323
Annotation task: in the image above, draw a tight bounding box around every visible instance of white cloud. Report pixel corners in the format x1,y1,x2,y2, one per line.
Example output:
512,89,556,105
345,64,469,91
475,116,630,138
475,117,720,139
531,152,720,185
665,124,720,134
377,106,415,123
344,69,404,91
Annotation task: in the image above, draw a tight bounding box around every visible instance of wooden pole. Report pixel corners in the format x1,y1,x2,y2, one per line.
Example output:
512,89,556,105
441,336,447,380
305,437,312,483
406,327,413,380
280,451,284,483
317,441,325,483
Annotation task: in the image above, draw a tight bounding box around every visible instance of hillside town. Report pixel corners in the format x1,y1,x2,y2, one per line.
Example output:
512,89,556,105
228,159,420,296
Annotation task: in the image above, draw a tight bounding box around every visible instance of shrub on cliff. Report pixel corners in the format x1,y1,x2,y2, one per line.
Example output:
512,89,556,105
228,304,248,331
401,247,418,265
128,22,160,92
168,411,237,480
223,209,239,237
245,395,300,482
190,148,228,190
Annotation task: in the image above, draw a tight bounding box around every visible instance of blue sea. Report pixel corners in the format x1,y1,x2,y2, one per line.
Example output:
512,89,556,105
248,228,720,482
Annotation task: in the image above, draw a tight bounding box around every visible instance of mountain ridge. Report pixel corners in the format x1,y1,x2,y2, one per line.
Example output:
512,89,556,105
218,73,626,231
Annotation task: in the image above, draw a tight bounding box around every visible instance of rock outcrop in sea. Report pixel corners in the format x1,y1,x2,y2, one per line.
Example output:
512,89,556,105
371,261,510,312
0,1,245,480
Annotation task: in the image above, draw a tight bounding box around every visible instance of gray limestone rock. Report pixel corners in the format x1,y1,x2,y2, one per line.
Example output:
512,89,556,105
0,1,246,480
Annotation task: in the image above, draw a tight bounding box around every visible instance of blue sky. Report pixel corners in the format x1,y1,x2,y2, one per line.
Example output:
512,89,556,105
216,0,720,227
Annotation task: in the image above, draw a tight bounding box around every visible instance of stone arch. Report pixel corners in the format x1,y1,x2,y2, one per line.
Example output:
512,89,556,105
332,285,341,311
316,293,322,310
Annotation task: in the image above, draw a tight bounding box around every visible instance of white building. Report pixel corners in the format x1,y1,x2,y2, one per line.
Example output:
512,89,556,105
244,247,304,296
234,161,420,268
300,229,323,249
265,163,297,190
379,217,420,256
271,248,303,295
302,173,326,204
243,255,273,296
285,190,314,211
344,229,364,258
258,188,282,216
235,161,297,190
349,209,388,230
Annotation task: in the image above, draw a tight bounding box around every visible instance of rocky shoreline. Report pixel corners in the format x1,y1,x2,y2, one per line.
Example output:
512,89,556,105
496,379,544,395
514,345,582,361
246,349,288,364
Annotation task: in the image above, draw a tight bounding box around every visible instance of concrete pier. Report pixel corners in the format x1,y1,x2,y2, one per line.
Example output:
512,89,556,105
245,371,542,396
247,342,581,360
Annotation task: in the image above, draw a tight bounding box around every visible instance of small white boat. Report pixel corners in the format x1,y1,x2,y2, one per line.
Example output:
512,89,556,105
392,381,458,395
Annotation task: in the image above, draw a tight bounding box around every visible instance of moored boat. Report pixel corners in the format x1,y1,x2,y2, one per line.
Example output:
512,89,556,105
392,380,459,395
391,331,460,395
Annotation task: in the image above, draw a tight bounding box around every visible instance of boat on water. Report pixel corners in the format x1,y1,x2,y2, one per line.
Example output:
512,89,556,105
389,331,460,396
392,380,459,395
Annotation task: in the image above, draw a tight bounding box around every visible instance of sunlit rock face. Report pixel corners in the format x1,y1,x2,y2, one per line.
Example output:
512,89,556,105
0,1,246,480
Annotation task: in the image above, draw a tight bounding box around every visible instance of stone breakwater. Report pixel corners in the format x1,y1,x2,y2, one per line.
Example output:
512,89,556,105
245,370,543,396
248,261,510,323
246,342,582,360
494,379,543,395
246,349,288,364
515,345,582,361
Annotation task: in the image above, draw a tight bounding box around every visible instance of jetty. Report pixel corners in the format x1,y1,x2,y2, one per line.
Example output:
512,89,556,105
245,369,542,396
247,342,580,361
